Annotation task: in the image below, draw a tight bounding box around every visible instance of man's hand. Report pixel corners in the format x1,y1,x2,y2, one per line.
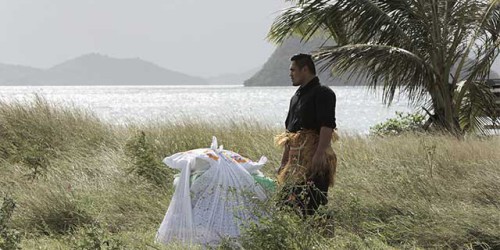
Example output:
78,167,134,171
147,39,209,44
311,151,327,174
311,126,333,175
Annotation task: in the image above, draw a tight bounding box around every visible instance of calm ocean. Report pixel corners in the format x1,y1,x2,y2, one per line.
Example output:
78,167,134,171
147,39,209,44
0,85,414,133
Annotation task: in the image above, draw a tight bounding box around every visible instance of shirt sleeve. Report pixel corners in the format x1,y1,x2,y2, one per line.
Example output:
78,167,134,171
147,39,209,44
315,86,336,129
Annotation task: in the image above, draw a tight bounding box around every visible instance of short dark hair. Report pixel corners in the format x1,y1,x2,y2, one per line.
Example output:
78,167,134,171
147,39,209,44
290,53,316,75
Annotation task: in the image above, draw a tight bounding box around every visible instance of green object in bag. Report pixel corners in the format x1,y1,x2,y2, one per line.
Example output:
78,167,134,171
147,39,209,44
252,175,277,192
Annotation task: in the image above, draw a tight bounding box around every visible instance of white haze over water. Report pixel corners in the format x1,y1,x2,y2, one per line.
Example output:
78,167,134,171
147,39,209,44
0,85,415,134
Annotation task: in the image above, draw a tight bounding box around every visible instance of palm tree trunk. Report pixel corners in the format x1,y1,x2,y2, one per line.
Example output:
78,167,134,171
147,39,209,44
429,82,462,135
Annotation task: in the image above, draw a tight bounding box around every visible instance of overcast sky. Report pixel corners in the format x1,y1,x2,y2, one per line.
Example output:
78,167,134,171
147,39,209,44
0,0,289,77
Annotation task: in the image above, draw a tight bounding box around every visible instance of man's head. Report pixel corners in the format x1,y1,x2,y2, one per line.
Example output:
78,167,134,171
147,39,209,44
289,53,317,86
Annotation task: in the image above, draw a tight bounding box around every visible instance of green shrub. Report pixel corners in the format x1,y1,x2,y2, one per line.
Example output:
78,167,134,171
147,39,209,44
71,223,124,250
125,131,172,188
370,112,426,136
236,197,334,250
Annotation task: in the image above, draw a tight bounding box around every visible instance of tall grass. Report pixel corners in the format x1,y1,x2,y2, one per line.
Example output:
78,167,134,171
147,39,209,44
0,97,499,249
329,135,500,249
0,95,116,177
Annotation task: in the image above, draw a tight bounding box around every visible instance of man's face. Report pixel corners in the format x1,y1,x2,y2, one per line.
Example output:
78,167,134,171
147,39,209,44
289,61,307,86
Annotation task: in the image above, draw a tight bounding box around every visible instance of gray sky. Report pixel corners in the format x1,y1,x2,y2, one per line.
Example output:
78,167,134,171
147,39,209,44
0,0,289,77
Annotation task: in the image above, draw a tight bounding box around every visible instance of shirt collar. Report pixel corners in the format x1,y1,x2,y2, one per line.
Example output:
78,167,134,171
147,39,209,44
295,77,320,97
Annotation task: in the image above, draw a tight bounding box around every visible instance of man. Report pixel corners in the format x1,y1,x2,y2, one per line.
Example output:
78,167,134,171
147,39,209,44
276,53,337,216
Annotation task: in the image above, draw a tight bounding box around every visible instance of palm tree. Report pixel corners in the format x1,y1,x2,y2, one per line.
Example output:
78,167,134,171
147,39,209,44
268,0,500,135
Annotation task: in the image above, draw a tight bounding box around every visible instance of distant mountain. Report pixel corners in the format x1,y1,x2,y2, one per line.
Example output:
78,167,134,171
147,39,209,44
0,63,43,84
244,37,500,86
5,53,207,85
244,37,359,86
207,67,261,85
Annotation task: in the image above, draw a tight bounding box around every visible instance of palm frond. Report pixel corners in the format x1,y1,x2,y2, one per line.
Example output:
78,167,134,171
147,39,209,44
334,0,413,46
466,41,500,83
483,0,500,44
459,3,500,85
443,1,485,73
315,44,433,105
268,0,415,48
268,1,345,44
453,1,500,85
455,80,498,134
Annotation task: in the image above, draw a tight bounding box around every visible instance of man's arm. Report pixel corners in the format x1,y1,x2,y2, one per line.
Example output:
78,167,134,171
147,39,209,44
312,86,336,170
312,126,333,171
278,143,290,174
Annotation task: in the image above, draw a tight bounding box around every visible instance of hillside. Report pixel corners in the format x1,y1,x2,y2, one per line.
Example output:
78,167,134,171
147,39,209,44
5,53,207,85
0,63,43,84
244,37,500,86
244,37,360,86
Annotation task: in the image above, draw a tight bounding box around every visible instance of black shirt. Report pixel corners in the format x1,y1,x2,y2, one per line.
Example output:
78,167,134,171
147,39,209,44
285,77,336,133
